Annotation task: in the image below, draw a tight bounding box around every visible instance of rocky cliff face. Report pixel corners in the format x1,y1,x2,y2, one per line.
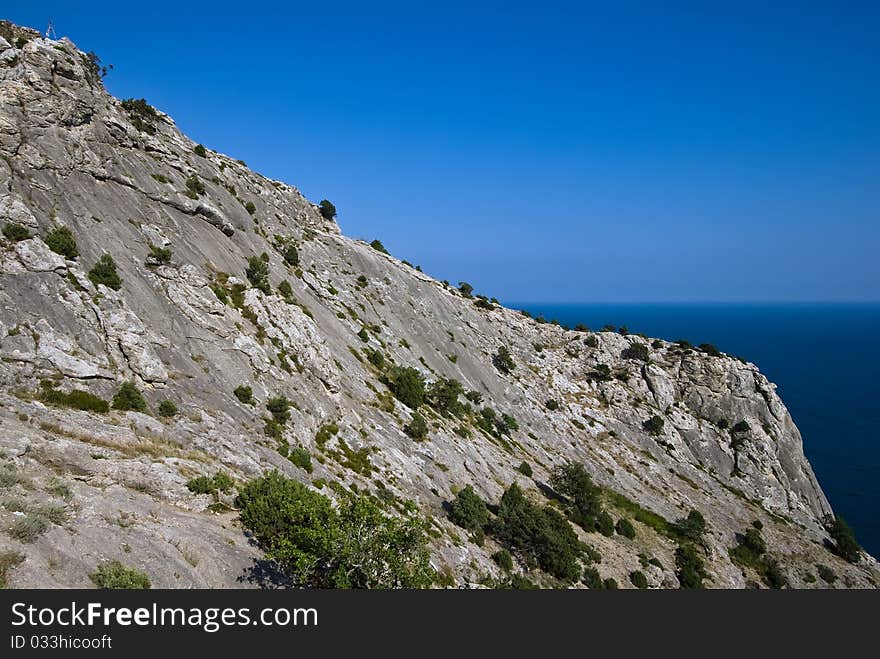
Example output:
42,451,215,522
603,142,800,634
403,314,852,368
0,22,876,588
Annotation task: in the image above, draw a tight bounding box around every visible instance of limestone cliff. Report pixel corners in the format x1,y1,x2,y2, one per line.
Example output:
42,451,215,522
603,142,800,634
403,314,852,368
0,21,876,588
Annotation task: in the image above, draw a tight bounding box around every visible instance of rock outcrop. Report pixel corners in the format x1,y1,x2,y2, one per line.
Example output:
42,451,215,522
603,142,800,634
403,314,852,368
0,21,876,589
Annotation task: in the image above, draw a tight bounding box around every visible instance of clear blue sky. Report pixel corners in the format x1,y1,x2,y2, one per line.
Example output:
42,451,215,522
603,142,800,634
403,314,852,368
6,2,879,302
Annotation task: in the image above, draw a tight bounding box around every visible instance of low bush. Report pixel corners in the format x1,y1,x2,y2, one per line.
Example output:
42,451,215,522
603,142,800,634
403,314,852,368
283,243,299,266
582,567,604,589
643,415,664,435
404,412,428,440
615,517,636,539
370,239,389,254
237,472,434,588
492,549,513,572
266,396,291,424
184,174,205,198
457,282,473,298
388,366,426,409
147,243,172,265
245,255,271,294
121,98,159,134
670,509,707,542
492,346,515,374
675,543,707,589
90,561,151,589
517,461,533,477
816,564,837,584
45,226,78,259
621,342,649,361
88,254,122,290
629,570,648,589
289,446,313,473
233,385,254,405
112,381,147,412
318,199,337,220
187,471,234,495
545,399,559,411
827,517,861,563
448,485,489,533
39,385,109,413
2,222,30,242
699,343,722,357
193,144,207,157
157,400,178,418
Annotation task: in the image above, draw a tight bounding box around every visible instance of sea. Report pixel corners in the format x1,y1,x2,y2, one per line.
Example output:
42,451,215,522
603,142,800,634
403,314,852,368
508,302,880,557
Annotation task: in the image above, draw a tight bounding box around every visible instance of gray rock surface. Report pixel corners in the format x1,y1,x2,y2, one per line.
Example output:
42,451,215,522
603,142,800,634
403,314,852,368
0,21,876,589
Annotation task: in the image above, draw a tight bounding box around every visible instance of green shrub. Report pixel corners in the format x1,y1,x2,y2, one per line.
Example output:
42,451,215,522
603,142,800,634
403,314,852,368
88,254,122,290
0,551,25,588
112,381,147,412
318,199,337,220
289,446,313,473
448,485,489,533
675,543,707,589
583,567,604,589
492,549,513,572
121,98,159,134
426,378,464,416
2,222,31,242
244,201,256,215
404,412,428,440
517,461,533,477
277,279,294,302
157,400,178,418
550,462,603,532
356,274,368,288
39,386,109,413
670,509,707,542
615,517,636,539
184,174,205,198
90,561,151,589
732,420,750,433
827,517,861,563
369,239,389,254
186,471,234,495
492,345,515,374
147,243,172,265
357,326,369,342
545,399,559,411
233,385,254,405
193,144,207,157
45,226,78,259
603,577,618,589
492,483,582,582
622,342,649,361
458,282,473,298
643,415,664,435
283,243,299,266
629,570,648,589
266,396,291,424
596,510,614,537
816,564,837,584
9,515,49,543
699,343,721,357
388,366,426,409
363,347,384,369
245,255,271,294
236,471,434,588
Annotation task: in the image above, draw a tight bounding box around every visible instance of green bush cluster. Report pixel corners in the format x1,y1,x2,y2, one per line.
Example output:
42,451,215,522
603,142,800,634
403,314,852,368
193,144,207,157
233,385,254,405
245,254,271,294
121,98,159,134
827,517,861,563
370,239,389,254
157,400,178,418
90,561,151,589
88,254,122,290
388,366,426,409
186,471,234,495
45,226,78,259
147,243,172,265
237,472,434,588
621,342,649,361
283,243,299,266
2,222,30,242
643,415,664,435
629,570,648,589
675,543,707,589
448,485,489,535
729,527,788,588
112,381,147,412
184,174,205,199
404,412,428,440
670,509,707,542
39,384,109,413
288,446,313,473
615,517,636,539
318,199,337,220
492,345,515,374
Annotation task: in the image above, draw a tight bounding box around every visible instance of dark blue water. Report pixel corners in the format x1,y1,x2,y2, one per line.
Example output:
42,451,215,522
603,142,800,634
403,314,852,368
509,302,880,556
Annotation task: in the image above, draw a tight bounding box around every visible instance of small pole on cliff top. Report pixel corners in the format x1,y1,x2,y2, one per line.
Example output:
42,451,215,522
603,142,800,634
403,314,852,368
45,21,57,39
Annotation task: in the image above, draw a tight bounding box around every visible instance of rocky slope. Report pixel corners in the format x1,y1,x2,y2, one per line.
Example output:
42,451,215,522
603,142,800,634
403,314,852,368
0,21,876,588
